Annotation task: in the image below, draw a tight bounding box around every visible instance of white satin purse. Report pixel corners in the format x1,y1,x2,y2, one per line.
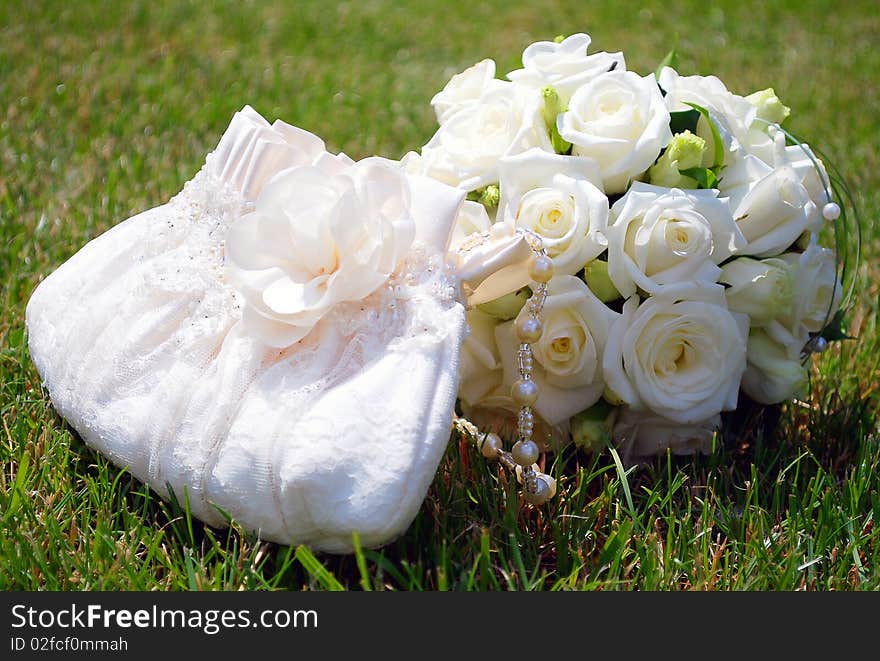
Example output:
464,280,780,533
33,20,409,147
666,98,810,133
26,106,535,553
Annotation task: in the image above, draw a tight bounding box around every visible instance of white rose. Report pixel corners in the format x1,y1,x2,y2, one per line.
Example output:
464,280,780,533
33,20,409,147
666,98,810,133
778,243,842,334
720,256,794,326
658,66,756,160
732,165,817,257
431,59,507,124
716,151,773,212
777,143,829,213
607,183,745,298
458,308,505,408
612,407,720,459
741,329,808,404
419,85,552,191
558,70,672,193
226,157,416,347
495,276,618,425
507,33,626,102
497,148,608,275
721,132,826,234
767,140,828,230
603,283,748,424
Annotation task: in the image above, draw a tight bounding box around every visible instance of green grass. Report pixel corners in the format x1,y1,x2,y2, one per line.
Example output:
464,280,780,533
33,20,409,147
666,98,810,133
1,0,878,590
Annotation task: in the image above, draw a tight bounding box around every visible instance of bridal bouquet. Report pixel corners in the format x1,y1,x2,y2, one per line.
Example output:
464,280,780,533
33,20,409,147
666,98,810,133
404,33,852,459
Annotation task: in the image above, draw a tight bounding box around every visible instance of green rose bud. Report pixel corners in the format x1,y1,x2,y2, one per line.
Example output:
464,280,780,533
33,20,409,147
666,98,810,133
720,256,793,326
647,130,707,188
582,259,620,303
478,184,500,208
570,400,618,451
542,86,572,154
476,286,531,321
602,385,623,406
745,87,791,126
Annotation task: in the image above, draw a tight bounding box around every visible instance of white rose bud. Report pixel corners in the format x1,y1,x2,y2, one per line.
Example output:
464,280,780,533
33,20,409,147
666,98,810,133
720,256,793,326
557,70,672,193
431,59,507,124
458,308,505,409
658,66,756,158
420,85,553,191
741,329,808,404
507,33,626,102
778,243,842,334
613,408,720,459
733,166,816,257
571,400,617,451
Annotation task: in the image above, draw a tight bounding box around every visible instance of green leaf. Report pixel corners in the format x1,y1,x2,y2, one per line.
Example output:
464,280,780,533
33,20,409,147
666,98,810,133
679,167,718,189
4,451,30,522
820,309,856,342
655,49,678,80
294,545,346,591
669,108,701,136
685,102,725,168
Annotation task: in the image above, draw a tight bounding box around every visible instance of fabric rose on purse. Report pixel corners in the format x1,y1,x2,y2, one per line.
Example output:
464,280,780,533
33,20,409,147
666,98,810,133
603,283,748,424
496,148,608,276
606,183,745,298
226,156,416,347
557,70,672,193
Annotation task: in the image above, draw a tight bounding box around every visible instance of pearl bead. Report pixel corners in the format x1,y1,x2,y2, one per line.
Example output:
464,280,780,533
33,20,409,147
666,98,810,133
512,439,540,466
516,315,543,343
811,336,829,353
538,473,557,499
511,378,539,406
528,254,555,283
822,202,841,221
523,477,550,505
480,432,503,458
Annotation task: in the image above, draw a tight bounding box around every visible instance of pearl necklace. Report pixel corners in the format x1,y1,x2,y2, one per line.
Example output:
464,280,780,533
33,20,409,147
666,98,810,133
455,228,557,506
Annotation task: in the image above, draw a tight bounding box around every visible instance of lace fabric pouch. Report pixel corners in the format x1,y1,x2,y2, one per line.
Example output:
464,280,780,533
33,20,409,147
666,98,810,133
26,106,471,553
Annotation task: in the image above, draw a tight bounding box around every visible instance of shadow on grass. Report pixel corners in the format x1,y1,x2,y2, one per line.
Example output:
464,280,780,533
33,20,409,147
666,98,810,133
42,364,877,591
